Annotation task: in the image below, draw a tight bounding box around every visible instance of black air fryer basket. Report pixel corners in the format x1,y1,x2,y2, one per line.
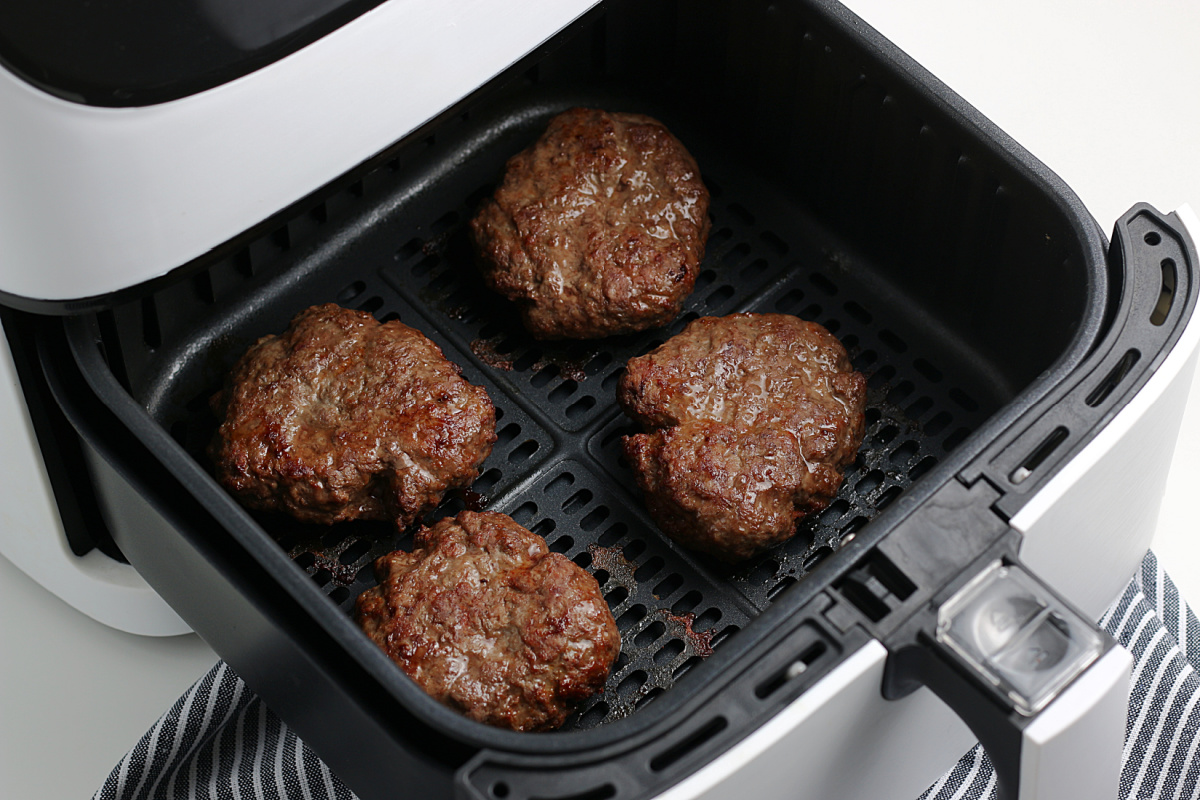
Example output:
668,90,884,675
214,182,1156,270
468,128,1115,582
19,1,1197,799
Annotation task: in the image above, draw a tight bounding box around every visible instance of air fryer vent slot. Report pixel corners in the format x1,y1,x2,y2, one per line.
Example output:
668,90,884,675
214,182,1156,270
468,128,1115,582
1086,349,1141,407
1153,258,1178,326
1009,426,1069,485
649,716,728,772
755,639,830,700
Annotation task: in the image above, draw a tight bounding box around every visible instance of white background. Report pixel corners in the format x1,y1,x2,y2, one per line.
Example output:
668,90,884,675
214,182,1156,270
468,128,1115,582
2,1,1199,798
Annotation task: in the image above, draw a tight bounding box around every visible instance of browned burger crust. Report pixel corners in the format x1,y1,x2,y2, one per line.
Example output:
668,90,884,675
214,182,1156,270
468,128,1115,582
469,107,711,339
619,314,867,562
355,511,620,731
209,304,496,529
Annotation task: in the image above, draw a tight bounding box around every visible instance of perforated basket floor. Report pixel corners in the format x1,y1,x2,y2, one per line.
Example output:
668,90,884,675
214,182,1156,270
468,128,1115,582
107,94,996,732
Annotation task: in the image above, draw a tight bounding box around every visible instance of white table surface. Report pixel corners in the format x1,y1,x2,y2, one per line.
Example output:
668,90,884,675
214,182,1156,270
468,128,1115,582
2,2,1199,798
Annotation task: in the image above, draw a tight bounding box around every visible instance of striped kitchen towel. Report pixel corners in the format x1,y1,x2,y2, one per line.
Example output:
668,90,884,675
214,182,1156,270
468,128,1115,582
93,550,1200,800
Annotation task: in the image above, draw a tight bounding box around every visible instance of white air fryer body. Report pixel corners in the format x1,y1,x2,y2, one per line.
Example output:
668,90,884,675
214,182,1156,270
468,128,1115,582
0,2,1196,799
0,0,600,635
0,0,601,302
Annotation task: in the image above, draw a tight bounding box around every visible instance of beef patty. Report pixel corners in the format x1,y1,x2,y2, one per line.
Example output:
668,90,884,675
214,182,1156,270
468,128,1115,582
355,510,620,731
618,314,867,562
210,304,496,529
470,107,711,339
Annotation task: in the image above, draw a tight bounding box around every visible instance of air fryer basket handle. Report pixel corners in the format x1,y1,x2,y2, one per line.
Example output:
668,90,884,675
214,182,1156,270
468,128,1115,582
885,555,1130,800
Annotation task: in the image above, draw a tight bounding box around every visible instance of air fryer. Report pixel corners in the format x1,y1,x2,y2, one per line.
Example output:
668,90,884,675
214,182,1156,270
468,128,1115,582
2,2,1196,800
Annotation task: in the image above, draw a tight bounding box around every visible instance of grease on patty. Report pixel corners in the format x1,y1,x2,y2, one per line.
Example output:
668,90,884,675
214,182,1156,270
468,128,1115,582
619,313,867,562
470,108,711,339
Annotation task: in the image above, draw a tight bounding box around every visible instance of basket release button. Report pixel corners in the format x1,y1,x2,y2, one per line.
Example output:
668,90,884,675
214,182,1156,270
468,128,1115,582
935,560,1105,715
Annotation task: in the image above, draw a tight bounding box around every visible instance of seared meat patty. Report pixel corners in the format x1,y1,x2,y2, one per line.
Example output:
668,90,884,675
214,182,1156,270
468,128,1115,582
210,304,496,529
355,511,620,731
619,314,867,562
470,107,711,339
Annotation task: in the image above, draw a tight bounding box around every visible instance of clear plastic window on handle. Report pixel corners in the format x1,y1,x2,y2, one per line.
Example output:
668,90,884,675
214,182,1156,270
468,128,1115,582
936,560,1106,716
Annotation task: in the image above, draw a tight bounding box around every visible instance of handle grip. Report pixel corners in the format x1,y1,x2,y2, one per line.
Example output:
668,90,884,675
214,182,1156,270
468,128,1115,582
886,557,1129,800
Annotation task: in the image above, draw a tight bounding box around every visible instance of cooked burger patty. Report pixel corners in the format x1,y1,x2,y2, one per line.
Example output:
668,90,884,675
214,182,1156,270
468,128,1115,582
619,313,867,562
355,510,620,731
469,107,711,339
210,304,496,529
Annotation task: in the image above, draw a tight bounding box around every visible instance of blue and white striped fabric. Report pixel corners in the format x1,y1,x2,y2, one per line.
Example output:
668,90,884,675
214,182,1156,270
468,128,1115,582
93,662,356,800
94,551,1199,800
